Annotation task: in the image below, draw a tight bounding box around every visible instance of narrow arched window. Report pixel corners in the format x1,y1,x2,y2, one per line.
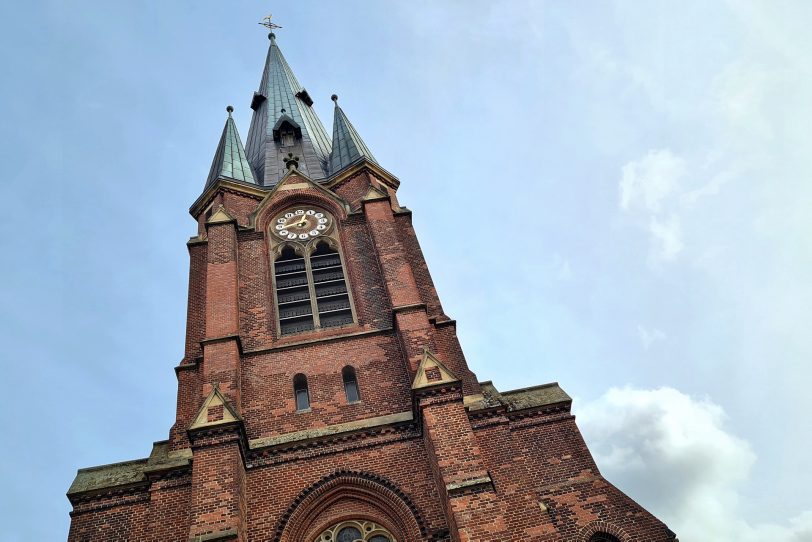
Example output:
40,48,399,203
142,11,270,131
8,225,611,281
342,365,360,403
293,373,310,411
589,534,620,542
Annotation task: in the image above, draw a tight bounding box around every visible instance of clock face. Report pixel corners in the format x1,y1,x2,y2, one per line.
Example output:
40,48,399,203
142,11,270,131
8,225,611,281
272,208,332,241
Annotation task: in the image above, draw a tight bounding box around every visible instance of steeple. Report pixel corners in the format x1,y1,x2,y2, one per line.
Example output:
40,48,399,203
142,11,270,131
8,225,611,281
328,94,377,175
245,32,332,186
205,106,256,188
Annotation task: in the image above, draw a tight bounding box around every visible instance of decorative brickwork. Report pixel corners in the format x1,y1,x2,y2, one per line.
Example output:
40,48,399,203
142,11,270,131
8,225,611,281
67,28,676,542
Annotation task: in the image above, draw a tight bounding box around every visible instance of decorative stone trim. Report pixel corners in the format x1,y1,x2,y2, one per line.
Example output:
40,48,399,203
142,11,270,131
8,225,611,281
248,421,419,468
445,475,494,497
188,527,238,542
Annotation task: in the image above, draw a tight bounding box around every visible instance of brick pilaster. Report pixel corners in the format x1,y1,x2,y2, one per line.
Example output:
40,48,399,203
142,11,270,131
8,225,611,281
203,220,241,408
187,423,247,542
418,389,511,542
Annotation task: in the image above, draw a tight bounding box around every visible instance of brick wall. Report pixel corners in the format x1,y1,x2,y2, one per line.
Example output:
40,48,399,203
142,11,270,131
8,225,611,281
68,168,674,542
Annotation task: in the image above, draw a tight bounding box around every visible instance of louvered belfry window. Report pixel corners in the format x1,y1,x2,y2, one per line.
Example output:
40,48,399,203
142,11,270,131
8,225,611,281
274,241,353,336
274,246,315,335
310,242,353,329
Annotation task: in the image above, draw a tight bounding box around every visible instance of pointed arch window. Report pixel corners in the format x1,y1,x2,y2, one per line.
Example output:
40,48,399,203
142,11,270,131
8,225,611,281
294,373,310,411
342,365,360,403
273,237,355,336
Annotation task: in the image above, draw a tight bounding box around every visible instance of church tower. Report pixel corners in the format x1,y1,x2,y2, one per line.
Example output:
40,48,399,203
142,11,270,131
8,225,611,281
67,25,677,542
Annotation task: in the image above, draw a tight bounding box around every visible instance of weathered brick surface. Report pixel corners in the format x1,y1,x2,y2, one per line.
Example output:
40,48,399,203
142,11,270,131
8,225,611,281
68,167,674,542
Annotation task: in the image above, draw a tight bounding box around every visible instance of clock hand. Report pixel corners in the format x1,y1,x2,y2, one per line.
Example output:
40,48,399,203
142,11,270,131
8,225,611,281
288,216,307,228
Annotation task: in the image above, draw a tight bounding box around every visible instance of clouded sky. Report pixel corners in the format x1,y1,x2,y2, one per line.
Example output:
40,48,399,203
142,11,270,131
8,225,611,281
1,1,810,540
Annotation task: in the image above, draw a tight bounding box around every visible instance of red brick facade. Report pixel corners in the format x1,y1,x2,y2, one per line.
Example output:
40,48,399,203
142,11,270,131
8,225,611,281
66,26,677,538
67,161,677,541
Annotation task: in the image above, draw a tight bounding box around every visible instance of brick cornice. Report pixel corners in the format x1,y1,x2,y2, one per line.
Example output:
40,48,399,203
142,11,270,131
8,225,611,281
199,333,243,351
189,179,268,218
242,326,393,355
187,420,249,456
68,482,149,511
248,417,419,468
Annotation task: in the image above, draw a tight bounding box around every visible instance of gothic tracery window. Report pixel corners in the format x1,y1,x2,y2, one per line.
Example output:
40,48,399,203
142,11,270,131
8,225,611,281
271,208,355,336
316,521,395,542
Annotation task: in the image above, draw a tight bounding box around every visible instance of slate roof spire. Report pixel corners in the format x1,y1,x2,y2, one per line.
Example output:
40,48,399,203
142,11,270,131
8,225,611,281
328,94,377,175
205,106,257,188
245,32,332,186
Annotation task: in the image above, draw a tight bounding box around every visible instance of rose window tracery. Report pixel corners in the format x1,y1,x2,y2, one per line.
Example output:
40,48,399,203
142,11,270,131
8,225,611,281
316,520,395,542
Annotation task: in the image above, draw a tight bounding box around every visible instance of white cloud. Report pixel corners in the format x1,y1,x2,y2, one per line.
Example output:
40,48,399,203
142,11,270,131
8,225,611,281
619,149,688,264
578,387,812,542
647,214,683,263
637,324,666,349
620,149,685,213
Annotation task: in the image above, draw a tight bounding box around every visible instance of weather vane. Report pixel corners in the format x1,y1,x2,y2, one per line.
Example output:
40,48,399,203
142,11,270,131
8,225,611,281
259,14,282,31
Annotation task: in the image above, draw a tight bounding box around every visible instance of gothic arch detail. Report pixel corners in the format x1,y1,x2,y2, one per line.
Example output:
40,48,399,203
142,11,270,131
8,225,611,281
273,470,427,542
578,521,628,542
252,181,349,233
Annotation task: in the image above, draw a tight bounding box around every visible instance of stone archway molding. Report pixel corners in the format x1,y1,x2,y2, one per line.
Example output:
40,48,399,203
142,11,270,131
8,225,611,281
273,470,427,542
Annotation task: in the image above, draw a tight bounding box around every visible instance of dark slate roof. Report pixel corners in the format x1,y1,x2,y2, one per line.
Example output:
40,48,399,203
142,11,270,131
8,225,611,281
205,107,256,188
328,96,377,175
245,33,332,186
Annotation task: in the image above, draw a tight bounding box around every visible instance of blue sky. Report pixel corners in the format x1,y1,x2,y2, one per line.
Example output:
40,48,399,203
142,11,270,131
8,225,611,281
1,1,810,540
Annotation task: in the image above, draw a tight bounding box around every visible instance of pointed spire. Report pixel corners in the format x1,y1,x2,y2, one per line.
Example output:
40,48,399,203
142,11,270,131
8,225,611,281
328,94,377,175
245,32,332,186
205,106,257,188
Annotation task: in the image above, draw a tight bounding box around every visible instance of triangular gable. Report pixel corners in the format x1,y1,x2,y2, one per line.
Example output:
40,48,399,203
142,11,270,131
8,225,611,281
189,384,241,430
206,205,236,225
361,184,389,202
249,168,350,228
412,349,460,390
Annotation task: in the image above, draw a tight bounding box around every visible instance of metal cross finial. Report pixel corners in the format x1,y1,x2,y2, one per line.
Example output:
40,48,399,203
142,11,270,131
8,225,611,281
259,14,282,31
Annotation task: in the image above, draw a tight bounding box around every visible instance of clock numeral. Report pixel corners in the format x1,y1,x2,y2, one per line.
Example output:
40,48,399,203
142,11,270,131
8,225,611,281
287,233,297,240
318,218,327,224
277,218,286,224
309,230,319,236
316,224,326,230
315,212,324,218
306,210,315,215
295,209,305,215
284,212,294,218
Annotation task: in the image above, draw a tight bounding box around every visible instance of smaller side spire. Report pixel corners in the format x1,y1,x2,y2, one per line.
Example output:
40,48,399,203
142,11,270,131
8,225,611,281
328,95,377,176
205,106,257,188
